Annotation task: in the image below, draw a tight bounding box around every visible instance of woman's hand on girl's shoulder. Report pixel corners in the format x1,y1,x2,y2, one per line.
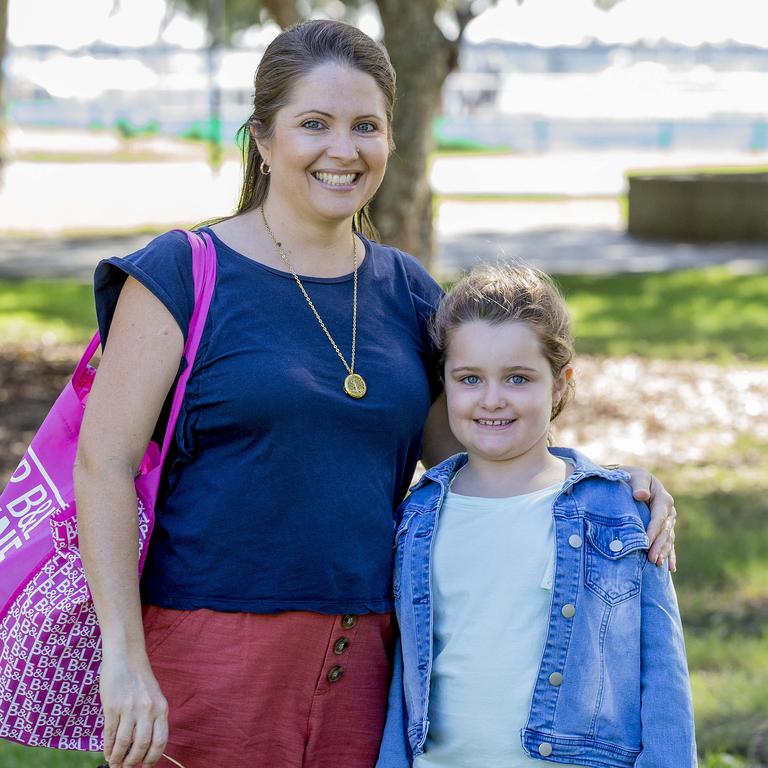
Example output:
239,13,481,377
623,466,677,572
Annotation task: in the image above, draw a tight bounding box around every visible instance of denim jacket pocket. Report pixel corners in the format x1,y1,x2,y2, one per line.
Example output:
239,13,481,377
584,519,648,605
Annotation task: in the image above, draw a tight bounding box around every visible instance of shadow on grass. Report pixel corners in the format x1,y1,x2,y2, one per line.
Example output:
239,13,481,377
557,269,768,363
674,491,768,628
674,491,768,765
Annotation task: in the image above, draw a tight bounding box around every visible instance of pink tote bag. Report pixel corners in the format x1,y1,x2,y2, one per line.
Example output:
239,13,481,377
0,230,216,751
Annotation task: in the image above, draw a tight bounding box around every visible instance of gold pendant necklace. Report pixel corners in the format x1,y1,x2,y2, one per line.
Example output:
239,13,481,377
260,207,367,399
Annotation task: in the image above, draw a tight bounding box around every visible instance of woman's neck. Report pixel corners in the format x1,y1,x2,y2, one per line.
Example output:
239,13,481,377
258,199,360,278
452,446,569,499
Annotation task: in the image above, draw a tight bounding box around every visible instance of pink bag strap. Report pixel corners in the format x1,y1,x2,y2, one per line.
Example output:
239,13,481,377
72,230,216,458
159,230,217,463
72,333,103,385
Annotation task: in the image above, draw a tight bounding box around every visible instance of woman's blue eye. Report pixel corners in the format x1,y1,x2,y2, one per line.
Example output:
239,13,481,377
461,375,481,385
302,119,325,130
509,374,527,385
355,122,377,133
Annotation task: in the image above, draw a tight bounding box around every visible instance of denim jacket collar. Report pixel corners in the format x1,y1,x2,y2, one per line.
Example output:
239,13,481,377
379,447,697,768
415,447,631,495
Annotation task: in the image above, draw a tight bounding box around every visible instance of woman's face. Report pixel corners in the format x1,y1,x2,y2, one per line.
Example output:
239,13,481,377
257,62,390,227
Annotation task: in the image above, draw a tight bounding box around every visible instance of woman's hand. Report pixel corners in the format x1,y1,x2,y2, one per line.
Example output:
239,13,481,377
74,276,184,767
623,466,677,571
100,649,169,768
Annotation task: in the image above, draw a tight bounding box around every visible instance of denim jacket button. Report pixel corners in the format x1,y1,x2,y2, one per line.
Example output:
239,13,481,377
609,539,623,552
568,534,583,549
538,742,553,757
549,672,564,686
561,603,576,619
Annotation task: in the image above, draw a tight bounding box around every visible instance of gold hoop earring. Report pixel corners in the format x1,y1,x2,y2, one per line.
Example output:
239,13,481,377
260,160,271,176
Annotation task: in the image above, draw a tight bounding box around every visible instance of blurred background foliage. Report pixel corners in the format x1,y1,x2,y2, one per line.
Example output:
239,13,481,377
1,0,767,764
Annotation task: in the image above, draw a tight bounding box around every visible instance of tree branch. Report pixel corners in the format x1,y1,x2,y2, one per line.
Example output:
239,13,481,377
446,0,479,72
261,0,303,29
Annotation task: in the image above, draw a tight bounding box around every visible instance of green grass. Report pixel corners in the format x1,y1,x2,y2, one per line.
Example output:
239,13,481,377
3,482,766,767
15,151,184,163
627,164,768,178
646,479,768,765
2,226,169,242
1,268,767,765
14,148,241,165
2,267,767,362
0,280,96,345
0,742,101,767
437,192,604,202
556,268,768,363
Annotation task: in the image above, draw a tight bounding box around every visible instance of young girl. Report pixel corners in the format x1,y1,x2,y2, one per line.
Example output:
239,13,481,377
376,265,696,768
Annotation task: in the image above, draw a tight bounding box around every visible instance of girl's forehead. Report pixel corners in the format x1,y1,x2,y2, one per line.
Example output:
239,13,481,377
449,319,540,346
446,320,549,363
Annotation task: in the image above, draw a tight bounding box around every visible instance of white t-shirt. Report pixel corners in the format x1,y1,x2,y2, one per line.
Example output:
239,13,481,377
414,480,585,768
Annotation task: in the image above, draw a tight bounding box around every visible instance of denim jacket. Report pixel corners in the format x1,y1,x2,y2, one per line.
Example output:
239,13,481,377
377,448,696,768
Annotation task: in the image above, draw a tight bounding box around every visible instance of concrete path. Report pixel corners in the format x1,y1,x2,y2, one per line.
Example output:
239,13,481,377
2,221,766,281
1,137,767,279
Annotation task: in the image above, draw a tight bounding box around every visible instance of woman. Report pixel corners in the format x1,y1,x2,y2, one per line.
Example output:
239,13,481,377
75,19,676,768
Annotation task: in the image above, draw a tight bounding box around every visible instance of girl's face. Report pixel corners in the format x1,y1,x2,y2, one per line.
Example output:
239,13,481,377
444,320,572,466
256,62,390,227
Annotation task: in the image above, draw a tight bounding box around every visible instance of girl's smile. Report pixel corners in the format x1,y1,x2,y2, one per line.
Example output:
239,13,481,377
444,319,572,492
474,418,516,428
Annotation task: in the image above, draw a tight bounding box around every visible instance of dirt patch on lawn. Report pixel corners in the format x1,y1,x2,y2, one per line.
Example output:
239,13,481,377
557,356,768,488
1,342,91,481
2,343,767,487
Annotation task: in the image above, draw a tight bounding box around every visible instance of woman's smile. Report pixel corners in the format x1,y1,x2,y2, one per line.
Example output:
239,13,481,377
257,62,390,225
311,170,363,189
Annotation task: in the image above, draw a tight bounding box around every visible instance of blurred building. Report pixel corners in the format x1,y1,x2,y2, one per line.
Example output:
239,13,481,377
6,38,768,152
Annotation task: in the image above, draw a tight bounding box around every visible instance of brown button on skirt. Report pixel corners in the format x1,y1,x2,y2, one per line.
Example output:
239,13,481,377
142,605,395,768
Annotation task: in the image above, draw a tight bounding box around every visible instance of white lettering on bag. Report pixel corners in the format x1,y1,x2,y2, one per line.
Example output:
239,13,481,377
10,458,32,484
0,448,69,562
0,517,22,559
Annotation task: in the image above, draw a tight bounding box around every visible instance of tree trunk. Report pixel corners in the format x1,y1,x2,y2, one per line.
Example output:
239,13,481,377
0,0,8,172
262,0,302,29
372,0,451,269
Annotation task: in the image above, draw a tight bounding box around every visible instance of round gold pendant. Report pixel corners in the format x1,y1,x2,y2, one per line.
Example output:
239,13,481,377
344,373,367,399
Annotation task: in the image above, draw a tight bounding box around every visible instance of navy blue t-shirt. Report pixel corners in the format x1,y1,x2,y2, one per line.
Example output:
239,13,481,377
94,228,443,614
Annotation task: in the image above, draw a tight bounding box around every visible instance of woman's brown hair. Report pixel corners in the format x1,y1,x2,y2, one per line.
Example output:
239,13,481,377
235,19,395,240
431,263,575,421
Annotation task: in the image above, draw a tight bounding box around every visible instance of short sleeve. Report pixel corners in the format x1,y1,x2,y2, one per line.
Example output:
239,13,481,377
400,251,444,319
93,230,195,349
399,250,445,402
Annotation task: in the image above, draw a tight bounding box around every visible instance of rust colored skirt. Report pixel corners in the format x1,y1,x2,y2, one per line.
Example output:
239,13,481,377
142,606,395,768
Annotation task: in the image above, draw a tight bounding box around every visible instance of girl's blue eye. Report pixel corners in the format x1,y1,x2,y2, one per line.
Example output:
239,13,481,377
509,374,527,385
355,122,377,133
461,375,481,385
302,119,325,130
